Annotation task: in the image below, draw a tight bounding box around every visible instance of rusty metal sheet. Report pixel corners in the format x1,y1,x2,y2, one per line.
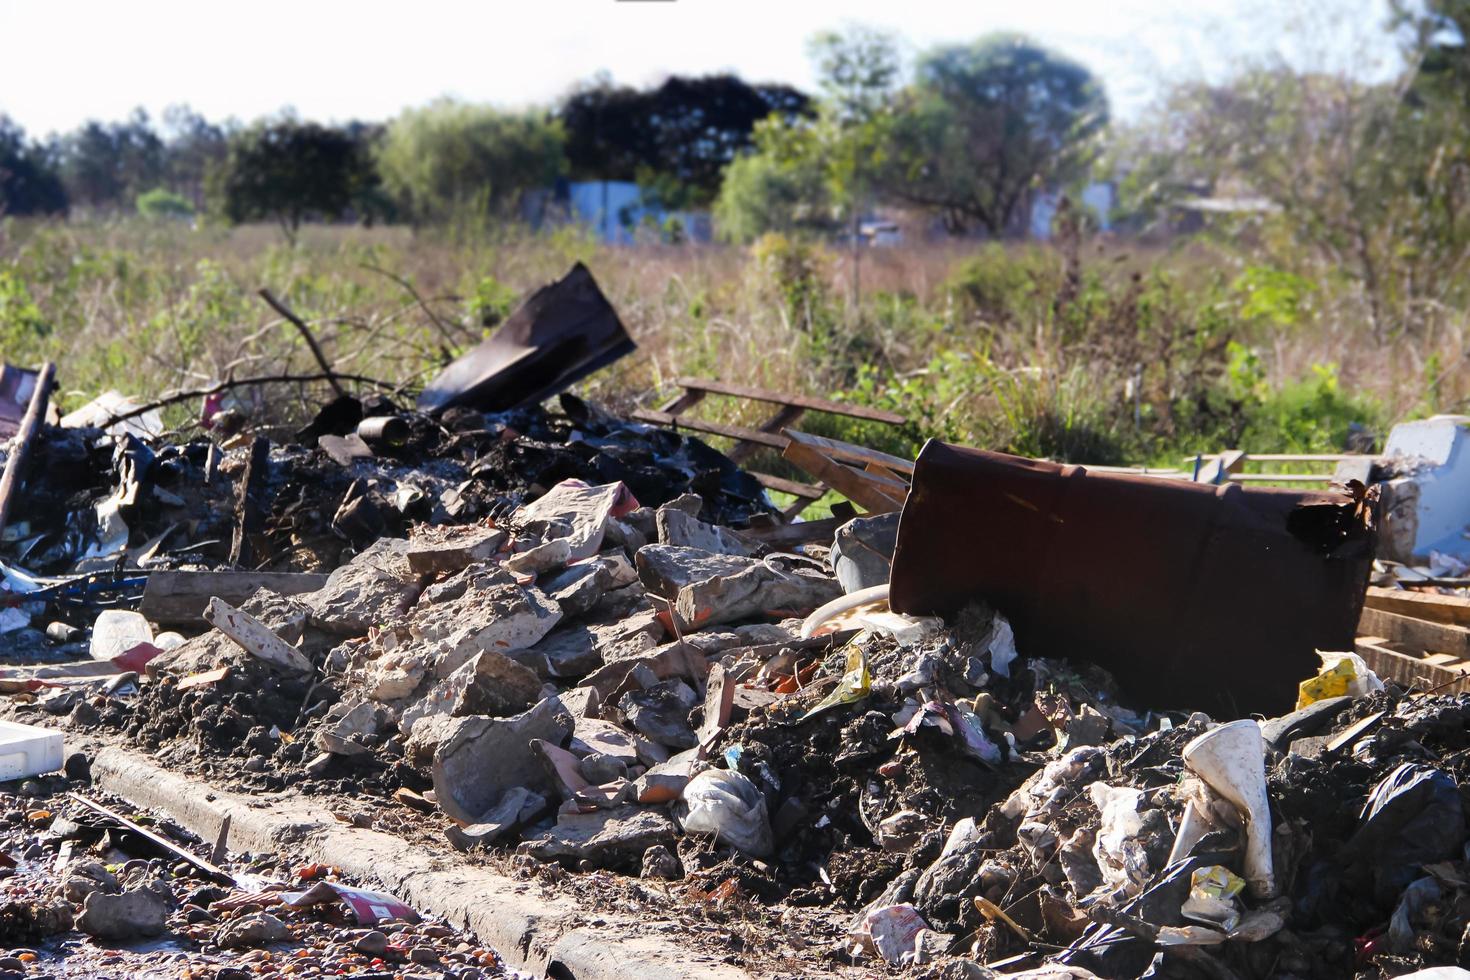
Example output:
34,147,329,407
418,262,635,414
889,441,1376,717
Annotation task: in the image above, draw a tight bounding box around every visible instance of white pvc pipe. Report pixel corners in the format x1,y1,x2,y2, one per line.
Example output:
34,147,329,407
799,583,891,639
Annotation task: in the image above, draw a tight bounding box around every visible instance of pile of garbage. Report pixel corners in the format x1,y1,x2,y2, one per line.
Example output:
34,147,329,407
16,455,1466,978
0,391,774,656
0,259,1465,977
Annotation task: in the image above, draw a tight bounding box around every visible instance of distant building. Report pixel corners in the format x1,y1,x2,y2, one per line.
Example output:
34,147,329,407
563,180,711,244
1029,182,1115,239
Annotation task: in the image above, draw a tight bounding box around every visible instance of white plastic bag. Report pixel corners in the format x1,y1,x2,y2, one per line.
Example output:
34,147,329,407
678,768,773,857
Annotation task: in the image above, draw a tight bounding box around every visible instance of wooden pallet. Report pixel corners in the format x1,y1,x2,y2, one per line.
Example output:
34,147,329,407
634,377,908,520
1189,450,1360,485
1355,586,1470,693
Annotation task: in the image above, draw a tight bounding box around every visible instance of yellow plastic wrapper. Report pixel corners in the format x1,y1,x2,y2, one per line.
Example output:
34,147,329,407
1296,657,1357,709
1181,865,1245,932
1295,651,1383,709
1191,865,1245,901
802,643,871,720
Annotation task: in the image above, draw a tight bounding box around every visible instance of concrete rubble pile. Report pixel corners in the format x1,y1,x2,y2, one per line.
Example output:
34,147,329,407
21,482,1467,979
2,369,1469,978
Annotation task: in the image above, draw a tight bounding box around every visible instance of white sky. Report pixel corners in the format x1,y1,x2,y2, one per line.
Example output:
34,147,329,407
0,0,1403,137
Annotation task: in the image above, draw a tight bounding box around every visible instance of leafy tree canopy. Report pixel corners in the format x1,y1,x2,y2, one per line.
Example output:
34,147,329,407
376,99,565,225
560,73,812,203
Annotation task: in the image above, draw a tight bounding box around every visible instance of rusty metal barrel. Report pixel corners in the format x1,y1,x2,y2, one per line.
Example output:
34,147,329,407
889,441,1376,717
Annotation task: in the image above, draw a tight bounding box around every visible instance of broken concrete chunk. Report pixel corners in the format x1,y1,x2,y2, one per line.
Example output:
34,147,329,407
76,884,169,940
674,558,841,632
520,806,676,869
531,738,593,800
203,597,313,674
406,524,506,575
579,752,628,784
366,661,426,702
400,650,545,732
602,517,647,554
661,493,704,518
444,786,548,851
620,681,699,750
431,696,573,824
570,718,642,765
580,640,708,702
316,701,390,756
557,686,602,720
620,506,658,541
633,753,702,804
504,536,572,575
697,665,735,746
655,507,752,557
831,512,901,593
516,626,604,680
216,911,291,949
538,552,639,618
517,608,663,680
421,561,518,605
306,537,421,635
402,582,563,680
640,844,682,880
635,545,754,599
146,588,319,679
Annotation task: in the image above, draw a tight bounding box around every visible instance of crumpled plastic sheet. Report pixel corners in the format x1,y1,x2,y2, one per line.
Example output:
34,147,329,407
1088,783,1152,896
678,767,773,858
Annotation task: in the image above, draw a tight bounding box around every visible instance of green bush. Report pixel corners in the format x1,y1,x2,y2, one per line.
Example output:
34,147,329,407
136,188,195,220
467,275,518,328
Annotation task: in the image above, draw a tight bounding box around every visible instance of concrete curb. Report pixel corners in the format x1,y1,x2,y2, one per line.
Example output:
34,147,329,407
91,747,754,980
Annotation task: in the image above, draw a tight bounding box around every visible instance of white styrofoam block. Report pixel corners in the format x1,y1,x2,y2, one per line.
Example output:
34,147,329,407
1382,416,1470,560
0,720,63,781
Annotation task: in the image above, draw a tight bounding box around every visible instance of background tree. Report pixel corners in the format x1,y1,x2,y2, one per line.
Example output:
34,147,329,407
376,99,565,226
217,117,377,241
803,25,901,304
0,116,67,217
160,104,229,210
711,24,899,304
559,74,811,205
885,34,1109,235
54,108,165,211
713,120,834,241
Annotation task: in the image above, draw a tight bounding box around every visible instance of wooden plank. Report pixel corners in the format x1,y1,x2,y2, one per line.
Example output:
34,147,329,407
630,409,788,449
750,471,824,500
674,377,906,425
230,436,272,567
782,428,916,475
1363,586,1470,627
1358,606,1470,659
782,438,906,514
657,387,706,415
1356,636,1470,693
139,570,330,625
730,404,804,464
